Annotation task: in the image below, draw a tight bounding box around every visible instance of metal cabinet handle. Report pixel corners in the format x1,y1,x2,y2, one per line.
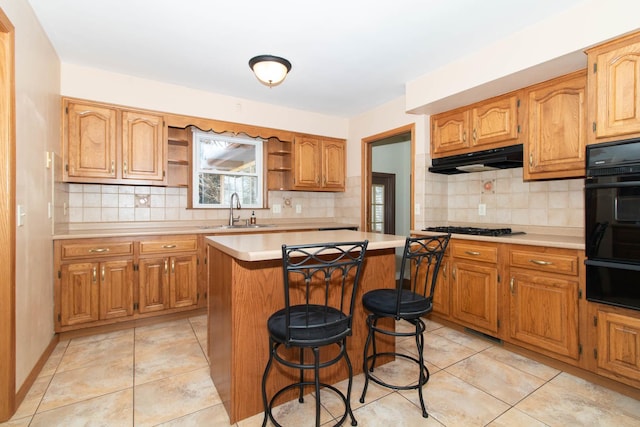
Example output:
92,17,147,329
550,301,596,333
171,259,175,274
529,259,553,266
101,266,105,282
465,250,481,256
92,267,97,283
164,259,168,274
123,160,128,174
529,153,534,167
442,263,447,278
162,244,177,249
110,160,115,174
462,131,466,143
472,129,477,141
510,277,515,294
89,248,110,253
452,266,456,281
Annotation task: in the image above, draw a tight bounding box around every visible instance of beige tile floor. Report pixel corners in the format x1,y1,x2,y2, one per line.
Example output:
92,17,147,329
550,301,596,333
3,314,640,426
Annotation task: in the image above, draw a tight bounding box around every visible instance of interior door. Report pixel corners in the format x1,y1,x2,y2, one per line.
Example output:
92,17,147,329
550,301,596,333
371,172,395,234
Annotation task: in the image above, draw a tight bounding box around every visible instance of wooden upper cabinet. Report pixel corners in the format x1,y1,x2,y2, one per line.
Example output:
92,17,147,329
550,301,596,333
293,135,345,191
62,98,167,185
587,30,640,144
431,110,470,156
122,110,166,182
65,101,117,180
524,70,587,180
431,92,519,158
471,94,519,148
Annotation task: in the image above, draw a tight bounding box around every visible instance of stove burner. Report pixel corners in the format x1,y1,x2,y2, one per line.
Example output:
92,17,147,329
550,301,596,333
422,226,522,237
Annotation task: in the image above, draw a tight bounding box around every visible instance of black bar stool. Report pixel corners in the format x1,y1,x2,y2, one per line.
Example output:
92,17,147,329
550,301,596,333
359,234,450,418
262,240,369,427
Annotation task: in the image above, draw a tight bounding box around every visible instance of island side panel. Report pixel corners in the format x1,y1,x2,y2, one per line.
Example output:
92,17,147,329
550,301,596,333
208,246,234,419
228,247,397,423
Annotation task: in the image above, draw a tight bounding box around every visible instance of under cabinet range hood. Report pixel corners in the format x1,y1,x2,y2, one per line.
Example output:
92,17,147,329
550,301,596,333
428,144,524,175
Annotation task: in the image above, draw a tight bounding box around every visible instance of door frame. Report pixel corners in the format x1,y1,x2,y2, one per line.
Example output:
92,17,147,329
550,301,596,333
361,124,414,232
0,7,16,422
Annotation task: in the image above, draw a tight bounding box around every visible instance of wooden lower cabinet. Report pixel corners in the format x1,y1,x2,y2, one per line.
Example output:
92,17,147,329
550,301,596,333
450,241,499,335
432,255,450,317
55,235,199,332
590,305,640,387
507,246,582,362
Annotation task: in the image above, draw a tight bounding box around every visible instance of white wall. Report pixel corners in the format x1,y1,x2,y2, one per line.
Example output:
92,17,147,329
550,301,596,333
61,64,348,139
0,0,60,389
407,0,640,114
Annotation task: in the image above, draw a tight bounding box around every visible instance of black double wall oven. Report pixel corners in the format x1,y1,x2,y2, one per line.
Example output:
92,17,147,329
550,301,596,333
585,138,640,311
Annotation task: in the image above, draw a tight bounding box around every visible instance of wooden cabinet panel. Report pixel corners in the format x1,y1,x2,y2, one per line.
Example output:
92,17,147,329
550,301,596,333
509,271,579,359
293,136,345,191
99,260,134,320
451,242,498,263
138,257,170,313
60,241,134,260
596,310,640,382
122,110,166,182
139,236,198,255
509,249,579,276
432,257,450,317
587,31,640,144
471,94,519,148
452,260,498,334
64,101,117,180
431,92,519,158
524,70,587,180
60,262,100,326
170,254,198,308
431,110,470,156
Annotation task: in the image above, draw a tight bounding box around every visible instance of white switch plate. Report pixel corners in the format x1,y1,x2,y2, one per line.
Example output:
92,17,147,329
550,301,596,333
272,204,281,214
414,203,421,215
295,204,302,214
478,203,486,216
17,204,25,226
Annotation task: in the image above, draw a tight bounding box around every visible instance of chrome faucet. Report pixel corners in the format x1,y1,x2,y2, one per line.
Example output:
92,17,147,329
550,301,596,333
229,192,241,226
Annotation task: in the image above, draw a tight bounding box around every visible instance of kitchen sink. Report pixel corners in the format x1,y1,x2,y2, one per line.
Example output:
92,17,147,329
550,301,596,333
199,224,275,230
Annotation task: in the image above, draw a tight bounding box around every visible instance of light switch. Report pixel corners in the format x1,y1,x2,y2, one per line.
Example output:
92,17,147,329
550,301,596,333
478,204,486,216
272,204,281,214
414,204,421,215
295,204,302,214
17,204,25,226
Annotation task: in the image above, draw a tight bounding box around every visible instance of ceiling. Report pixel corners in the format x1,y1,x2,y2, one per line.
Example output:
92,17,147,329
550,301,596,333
27,0,588,118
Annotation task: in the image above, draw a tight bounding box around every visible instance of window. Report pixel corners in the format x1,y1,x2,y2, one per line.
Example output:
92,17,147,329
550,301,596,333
192,130,263,208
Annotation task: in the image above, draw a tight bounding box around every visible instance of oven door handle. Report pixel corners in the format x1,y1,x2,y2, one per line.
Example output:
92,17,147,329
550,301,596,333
585,259,640,272
585,180,640,189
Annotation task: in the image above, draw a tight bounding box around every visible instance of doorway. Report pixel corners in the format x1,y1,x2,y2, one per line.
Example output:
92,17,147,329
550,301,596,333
371,172,396,234
0,7,16,422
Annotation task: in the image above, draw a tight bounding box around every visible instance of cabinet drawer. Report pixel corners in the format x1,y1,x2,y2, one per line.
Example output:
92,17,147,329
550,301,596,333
451,242,497,263
510,250,579,276
60,241,134,260
139,236,198,254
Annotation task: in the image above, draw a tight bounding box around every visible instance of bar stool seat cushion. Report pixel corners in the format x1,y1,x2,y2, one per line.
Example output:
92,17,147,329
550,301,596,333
362,288,430,319
267,304,349,345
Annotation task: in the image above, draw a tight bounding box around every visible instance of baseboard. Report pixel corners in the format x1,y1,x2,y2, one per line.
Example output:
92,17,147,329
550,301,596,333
15,334,59,411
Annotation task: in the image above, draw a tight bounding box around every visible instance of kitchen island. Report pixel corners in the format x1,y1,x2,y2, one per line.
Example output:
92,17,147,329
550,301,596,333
206,230,406,423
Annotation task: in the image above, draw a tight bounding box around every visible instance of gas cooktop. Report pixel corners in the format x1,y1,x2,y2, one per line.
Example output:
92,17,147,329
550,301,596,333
421,226,526,237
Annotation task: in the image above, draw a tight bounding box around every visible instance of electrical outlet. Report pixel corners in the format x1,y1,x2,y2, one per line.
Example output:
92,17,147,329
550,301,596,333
478,203,486,216
414,203,421,215
272,204,281,214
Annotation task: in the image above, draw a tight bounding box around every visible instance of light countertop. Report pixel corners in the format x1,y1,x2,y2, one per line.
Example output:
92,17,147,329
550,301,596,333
206,230,407,262
53,221,358,240
411,230,584,250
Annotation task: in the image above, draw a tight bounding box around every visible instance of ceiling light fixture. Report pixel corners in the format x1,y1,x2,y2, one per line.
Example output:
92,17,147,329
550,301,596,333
249,55,292,88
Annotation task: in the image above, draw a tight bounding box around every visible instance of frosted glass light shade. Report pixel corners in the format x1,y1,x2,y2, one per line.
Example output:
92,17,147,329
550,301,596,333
249,55,292,87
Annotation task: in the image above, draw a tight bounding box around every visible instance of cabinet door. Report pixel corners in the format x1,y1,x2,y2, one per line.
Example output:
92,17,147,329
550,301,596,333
597,310,640,382
321,139,345,190
471,94,519,148
138,257,170,313
170,255,198,308
65,101,117,180
590,33,640,141
452,261,498,334
431,109,470,156
509,271,579,359
432,258,450,317
525,71,587,180
121,110,166,182
100,260,134,320
60,262,100,326
293,137,321,189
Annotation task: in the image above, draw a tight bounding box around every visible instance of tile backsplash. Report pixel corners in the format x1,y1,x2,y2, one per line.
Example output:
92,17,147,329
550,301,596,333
64,184,336,224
